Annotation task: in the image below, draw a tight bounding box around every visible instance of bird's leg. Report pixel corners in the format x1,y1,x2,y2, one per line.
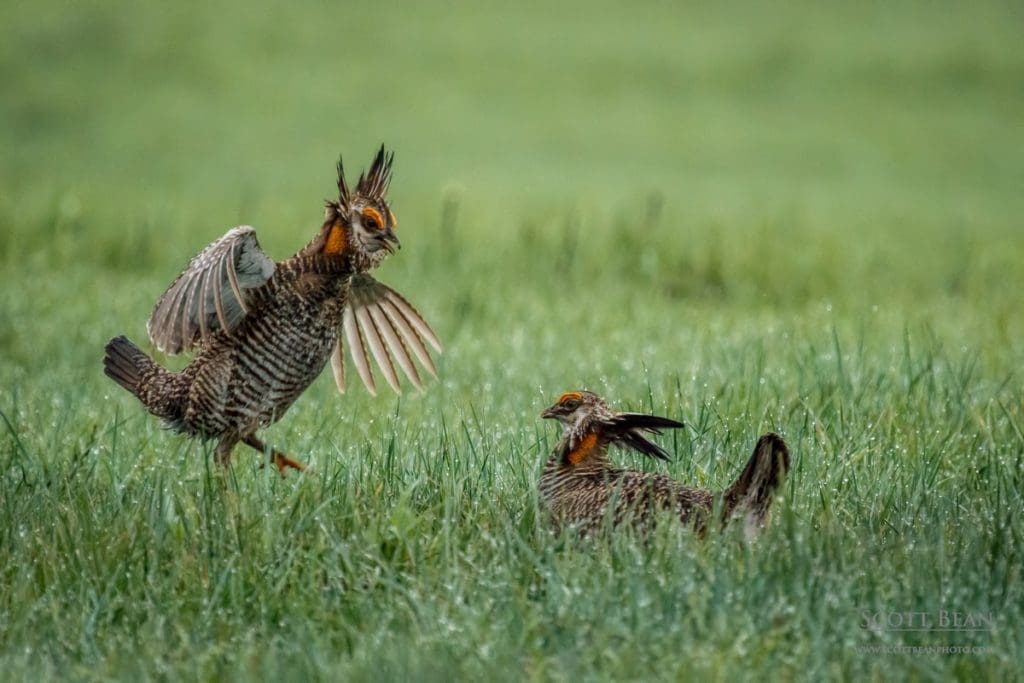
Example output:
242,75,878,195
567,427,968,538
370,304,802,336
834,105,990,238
242,434,306,475
215,437,237,468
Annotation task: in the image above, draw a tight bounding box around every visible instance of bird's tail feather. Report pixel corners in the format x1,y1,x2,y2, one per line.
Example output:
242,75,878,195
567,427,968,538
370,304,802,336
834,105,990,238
103,336,156,395
102,334,188,430
722,433,790,529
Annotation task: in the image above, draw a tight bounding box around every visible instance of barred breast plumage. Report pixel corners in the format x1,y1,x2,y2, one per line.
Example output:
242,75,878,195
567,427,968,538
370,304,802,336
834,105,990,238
182,256,351,439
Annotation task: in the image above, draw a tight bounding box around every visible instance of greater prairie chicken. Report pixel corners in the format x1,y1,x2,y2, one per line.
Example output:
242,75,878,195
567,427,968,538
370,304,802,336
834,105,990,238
103,146,441,472
539,391,790,536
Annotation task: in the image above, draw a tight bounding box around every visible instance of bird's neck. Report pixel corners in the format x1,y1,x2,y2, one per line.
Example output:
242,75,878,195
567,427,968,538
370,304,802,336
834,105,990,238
282,248,354,280
282,224,349,271
297,221,349,258
548,427,611,472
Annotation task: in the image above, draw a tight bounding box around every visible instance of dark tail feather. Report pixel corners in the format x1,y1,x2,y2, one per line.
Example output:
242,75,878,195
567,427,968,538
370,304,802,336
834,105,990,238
610,412,685,461
104,336,184,429
722,433,790,529
103,336,156,396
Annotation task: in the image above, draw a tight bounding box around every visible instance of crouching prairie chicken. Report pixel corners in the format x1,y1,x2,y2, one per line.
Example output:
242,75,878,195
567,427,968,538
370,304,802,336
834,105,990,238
539,391,790,536
103,146,441,473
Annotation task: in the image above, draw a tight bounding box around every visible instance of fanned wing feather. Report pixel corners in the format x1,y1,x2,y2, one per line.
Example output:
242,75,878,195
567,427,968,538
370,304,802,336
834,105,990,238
383,288,443,353
145,224,440,397
180,272,201,349
380,299,437,379
331,274,442,395
330,339,346,394
355,305,402,394
343,306,377,396
224,237,250,315
368,304,423,391
211,253,230,332
147,226,275,354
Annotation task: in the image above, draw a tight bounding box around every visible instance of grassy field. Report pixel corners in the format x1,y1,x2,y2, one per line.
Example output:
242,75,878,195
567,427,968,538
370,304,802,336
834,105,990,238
2,0,1022,680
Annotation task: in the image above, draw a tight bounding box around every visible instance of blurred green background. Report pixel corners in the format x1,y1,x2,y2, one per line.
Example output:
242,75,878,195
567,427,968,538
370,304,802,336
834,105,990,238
3,0,1021,238
1,1,1022,680
3,0,1022,386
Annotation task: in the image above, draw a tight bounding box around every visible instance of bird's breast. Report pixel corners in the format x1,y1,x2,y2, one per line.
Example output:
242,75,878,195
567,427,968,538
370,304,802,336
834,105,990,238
212,276,349,423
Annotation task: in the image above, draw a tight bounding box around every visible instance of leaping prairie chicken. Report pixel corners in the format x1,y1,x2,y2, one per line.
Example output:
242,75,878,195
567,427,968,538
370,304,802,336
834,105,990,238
103,146,441,472
539,391,790,536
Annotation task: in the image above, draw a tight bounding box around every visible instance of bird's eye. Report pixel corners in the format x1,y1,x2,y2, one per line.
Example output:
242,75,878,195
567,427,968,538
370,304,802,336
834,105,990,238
562,399,580,410
362,208,384,231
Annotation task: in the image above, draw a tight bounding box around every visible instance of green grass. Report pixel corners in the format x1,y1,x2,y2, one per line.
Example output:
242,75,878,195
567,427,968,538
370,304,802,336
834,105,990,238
2,0,1022,680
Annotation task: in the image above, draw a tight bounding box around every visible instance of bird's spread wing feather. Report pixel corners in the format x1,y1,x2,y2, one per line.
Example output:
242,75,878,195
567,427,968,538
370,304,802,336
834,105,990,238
331,273,442,395
147,226,275,354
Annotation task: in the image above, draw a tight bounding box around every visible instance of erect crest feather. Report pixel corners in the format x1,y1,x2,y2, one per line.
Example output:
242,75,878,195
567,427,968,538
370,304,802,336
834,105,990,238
356,144,394,199
336,156,351,209
327,145,394,219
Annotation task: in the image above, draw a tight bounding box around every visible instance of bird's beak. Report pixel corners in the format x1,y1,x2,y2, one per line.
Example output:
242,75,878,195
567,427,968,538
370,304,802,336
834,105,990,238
381,229,401,253
541,406,557,419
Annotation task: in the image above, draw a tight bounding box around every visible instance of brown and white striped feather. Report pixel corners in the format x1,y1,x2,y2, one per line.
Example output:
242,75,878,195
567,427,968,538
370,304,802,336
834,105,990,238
147,226,276,355
333,273,442,396
181,258,349,438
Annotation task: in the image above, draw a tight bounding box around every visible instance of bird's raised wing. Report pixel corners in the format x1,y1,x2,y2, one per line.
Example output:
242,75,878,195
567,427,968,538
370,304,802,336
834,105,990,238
147,226,275,354
331,274,442,396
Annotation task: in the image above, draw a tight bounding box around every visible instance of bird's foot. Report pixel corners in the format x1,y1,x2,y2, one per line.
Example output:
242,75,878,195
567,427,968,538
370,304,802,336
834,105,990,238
271,451,306,475
243,435,305,476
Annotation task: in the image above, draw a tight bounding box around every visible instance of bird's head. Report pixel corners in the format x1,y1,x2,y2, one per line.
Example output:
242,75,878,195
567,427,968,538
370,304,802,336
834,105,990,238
542,390,684,465
320,145,400,270
541,390,611,430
